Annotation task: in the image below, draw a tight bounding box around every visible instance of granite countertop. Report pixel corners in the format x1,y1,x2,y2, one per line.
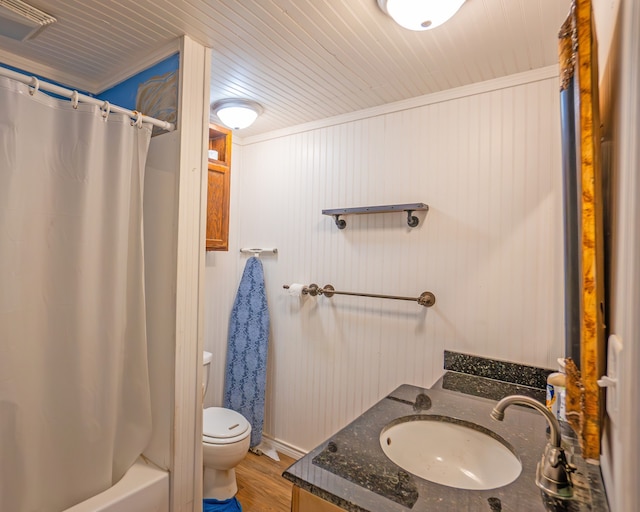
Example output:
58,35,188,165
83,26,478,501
283,374,608,512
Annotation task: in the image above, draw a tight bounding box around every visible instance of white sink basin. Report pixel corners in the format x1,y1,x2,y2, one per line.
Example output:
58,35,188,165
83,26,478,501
380,417,522,490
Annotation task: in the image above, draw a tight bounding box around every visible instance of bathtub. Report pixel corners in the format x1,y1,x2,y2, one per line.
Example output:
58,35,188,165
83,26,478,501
64,458,169,512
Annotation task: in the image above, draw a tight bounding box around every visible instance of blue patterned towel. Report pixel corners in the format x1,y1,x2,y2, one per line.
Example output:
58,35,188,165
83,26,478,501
223,257,270,447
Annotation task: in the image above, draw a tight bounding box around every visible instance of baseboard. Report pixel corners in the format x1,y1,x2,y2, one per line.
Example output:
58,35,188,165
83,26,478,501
261,434,307,461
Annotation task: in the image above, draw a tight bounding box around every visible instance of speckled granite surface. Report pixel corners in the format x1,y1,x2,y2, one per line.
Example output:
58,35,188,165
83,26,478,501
438,371,547,404
444,350,554,389
283,357,609,512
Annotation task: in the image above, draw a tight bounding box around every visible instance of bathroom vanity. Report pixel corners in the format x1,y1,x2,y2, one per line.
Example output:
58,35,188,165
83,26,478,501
283,356,608,512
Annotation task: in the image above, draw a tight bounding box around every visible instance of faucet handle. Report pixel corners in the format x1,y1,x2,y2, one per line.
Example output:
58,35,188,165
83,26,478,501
537,444,574,499
565,460,577,474
547,444,575,469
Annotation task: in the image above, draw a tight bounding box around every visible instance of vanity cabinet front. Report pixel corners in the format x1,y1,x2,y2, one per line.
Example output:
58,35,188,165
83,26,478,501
291,485,344,512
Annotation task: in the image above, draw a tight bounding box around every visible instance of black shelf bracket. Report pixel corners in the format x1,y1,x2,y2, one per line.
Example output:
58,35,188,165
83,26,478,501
332,215,347,229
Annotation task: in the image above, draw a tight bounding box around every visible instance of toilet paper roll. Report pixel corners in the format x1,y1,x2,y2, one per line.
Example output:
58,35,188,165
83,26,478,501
287,283,305,297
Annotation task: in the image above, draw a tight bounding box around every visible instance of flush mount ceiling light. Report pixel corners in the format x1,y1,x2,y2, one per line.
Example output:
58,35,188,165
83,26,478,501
377,0,466,31
211,98,263,130
0,0,56,41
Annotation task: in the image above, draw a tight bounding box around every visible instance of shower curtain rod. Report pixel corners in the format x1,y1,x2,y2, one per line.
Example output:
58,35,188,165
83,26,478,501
0,67,175,132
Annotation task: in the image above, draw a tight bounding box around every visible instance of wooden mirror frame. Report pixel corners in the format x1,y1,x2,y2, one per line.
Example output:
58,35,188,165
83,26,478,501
558,0,606,460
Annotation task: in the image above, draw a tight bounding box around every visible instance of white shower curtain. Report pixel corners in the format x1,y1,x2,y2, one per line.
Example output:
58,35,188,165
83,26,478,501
0,77,153,512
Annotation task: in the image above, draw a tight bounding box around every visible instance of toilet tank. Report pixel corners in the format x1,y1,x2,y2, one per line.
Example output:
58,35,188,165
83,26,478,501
203,351,213,397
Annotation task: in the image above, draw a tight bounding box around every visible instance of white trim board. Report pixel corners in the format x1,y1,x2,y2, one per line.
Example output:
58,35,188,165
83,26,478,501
0,48,88,92
617,1,640,509
238,65,559,146
0,39,180,94
95,39,181,94
171,35,210,512
261,434,306,461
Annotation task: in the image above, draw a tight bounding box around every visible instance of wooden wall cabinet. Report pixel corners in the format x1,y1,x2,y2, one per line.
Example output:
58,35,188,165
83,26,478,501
206,123,231,251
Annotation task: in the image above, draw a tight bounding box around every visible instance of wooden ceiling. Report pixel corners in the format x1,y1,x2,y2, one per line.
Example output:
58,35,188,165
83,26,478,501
0,0,570,137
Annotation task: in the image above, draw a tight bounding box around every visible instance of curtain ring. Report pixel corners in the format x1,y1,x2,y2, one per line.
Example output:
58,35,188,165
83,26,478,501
101,101,110,120
131,111,143,129
29,76,40,96
70,91,79,109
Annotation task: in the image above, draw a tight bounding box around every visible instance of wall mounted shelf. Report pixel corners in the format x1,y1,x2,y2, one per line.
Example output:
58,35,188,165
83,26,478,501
322,203,429,229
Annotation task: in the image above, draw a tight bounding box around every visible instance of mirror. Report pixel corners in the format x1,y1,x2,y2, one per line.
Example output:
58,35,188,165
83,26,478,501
558,0,606,460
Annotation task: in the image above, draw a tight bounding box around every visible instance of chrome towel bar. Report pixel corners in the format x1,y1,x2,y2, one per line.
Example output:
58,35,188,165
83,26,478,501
283,283,436,307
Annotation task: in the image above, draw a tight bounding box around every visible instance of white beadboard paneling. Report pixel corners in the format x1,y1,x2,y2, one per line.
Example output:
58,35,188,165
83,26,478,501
0,1,569,137
205,72,564,453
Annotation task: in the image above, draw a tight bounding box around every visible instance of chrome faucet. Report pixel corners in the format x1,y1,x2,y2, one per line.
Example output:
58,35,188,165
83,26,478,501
491,395,575,499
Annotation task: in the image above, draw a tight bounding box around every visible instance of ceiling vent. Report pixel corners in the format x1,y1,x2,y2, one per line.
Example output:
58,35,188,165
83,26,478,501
0,0,56,41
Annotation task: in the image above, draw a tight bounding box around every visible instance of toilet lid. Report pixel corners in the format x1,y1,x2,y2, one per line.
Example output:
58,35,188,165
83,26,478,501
203,407,250,439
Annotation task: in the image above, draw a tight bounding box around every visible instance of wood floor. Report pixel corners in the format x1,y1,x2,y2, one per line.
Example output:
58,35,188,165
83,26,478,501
235,451,296,512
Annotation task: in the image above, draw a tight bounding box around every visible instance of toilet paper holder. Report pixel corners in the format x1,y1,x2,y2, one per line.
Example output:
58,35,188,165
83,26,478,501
283,283,436,307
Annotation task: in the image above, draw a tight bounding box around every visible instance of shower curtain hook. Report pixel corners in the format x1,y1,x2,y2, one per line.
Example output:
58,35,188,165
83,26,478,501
131,111,143,129
70,91,79,109
29,76,39,96
101,101,110,120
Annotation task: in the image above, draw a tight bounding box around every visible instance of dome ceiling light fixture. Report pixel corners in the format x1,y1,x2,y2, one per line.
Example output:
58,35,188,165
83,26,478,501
211,98,263,130
377,0,466,31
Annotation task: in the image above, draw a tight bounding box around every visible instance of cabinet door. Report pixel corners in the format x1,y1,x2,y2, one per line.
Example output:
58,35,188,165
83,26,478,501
291,486,344,512
206,161,230,251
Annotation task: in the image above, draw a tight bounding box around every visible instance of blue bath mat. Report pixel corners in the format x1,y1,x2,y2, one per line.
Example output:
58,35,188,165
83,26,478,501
203,497,242,511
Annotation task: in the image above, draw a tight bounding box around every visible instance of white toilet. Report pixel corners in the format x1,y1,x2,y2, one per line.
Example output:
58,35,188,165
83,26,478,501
202,351,252,500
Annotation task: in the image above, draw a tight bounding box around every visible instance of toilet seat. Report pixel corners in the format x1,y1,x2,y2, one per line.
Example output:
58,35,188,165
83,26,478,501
203,407,251,445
